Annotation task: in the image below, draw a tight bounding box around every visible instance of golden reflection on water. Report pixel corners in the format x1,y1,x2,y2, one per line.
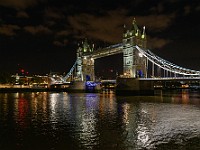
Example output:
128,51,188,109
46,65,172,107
0,90,199,150
2,93,8,117
99,90,116,119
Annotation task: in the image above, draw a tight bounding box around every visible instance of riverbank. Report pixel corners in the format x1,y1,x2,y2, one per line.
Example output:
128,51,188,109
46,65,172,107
0,87,102,93
0,87,49,93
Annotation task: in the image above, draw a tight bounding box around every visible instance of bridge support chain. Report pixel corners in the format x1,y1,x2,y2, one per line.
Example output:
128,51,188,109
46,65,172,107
115,77,154,96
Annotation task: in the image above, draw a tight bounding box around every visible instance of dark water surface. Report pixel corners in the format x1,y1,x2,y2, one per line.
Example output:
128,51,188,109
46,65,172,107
0,90,200,150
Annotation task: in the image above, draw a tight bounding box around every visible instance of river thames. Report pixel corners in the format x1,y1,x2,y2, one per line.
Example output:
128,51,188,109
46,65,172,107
0,90,200,150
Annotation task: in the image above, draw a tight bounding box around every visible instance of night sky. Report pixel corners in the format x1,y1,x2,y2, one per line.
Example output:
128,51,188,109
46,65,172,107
0,0,200,75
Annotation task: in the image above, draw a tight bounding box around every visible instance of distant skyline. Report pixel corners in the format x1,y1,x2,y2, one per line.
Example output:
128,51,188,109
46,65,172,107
0,0,200,75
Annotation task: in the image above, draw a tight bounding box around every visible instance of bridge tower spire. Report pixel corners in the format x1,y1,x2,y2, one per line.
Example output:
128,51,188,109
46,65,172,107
76,39,95,81
123,19,147,78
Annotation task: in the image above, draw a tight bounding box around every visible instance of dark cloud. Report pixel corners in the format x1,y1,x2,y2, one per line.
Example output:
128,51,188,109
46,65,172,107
53,39,68,47
0,24,20,36
24,25,52,35
196,5,200,11
136,14,176,49
53,41,64,47
68,9,130,43
148,37,171,49
44,7,65,20
44,20,57,27
0,0,40,9
55,30,70,37
68,9,176,49
16,11,29,18
139,14,176,30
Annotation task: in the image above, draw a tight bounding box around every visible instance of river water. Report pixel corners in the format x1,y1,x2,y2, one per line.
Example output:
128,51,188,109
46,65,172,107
0,89,200,150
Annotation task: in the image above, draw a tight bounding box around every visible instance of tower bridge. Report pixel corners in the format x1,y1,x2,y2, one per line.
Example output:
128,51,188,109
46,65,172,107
50,19,200,94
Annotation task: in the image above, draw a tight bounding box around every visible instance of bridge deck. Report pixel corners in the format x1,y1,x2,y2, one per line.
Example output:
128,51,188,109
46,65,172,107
139,77,200,81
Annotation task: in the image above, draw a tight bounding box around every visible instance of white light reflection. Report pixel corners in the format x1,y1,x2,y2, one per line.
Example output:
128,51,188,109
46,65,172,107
136,125,150,148
79,94,99,148
122,103,130,125
49,93,59,125
13,93,19,120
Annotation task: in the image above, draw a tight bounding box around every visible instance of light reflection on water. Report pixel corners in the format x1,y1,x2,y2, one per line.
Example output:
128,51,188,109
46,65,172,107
0,89,199,150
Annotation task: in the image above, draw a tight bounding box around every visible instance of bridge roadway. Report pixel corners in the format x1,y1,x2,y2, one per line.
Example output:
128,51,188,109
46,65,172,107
138,77,200,81
85,43,123,59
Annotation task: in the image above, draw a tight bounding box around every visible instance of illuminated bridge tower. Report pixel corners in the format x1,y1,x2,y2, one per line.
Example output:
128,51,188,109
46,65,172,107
123,19,147,78
76,39,95,81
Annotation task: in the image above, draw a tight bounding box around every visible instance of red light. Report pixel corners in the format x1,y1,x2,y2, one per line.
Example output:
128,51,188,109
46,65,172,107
21,69,24,73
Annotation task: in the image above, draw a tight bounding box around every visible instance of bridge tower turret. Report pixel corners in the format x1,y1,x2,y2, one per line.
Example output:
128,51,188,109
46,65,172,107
76,39,95,81
123,18,147,78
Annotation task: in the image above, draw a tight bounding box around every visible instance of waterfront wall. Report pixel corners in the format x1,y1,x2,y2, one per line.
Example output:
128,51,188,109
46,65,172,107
67,81,101,93
116,77,154,95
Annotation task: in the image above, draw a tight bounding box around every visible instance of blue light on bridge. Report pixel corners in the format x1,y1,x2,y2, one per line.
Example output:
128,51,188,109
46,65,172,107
85,81,100,87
